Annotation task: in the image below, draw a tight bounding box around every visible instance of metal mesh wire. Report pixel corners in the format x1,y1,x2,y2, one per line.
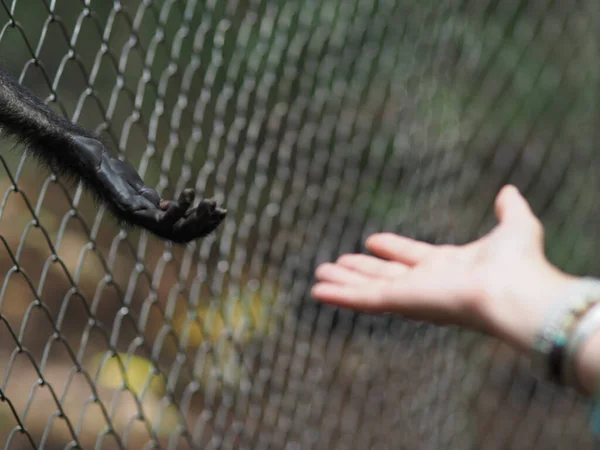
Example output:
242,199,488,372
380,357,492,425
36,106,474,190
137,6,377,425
0,0,598,448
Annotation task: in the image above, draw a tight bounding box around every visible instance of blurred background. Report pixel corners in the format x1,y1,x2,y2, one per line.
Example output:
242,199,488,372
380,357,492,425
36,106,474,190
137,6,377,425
0,0,598,448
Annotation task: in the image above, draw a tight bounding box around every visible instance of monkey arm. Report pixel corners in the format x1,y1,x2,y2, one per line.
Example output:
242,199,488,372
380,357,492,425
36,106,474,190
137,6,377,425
0,67,225,244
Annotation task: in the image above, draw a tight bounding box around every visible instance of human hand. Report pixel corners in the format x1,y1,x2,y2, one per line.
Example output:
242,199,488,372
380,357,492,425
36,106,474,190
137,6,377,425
312,185,578,352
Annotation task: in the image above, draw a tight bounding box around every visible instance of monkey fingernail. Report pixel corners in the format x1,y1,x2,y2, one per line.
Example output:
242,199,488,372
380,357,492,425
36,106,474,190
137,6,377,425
204,199,217,209
178,189,195,205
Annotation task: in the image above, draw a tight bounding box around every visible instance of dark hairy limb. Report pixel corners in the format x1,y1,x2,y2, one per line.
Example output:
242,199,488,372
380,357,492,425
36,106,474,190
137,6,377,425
0,66,226,243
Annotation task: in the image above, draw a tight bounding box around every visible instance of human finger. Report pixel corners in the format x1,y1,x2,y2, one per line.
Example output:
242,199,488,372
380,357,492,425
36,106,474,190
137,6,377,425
315,263,373,285
335,254,407,279
494,185,545,248
311,282,386,312
495,185,542,228
366,233,435,266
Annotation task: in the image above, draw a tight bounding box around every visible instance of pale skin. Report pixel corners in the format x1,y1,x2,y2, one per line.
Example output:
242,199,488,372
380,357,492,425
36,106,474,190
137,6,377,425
312,185,600,396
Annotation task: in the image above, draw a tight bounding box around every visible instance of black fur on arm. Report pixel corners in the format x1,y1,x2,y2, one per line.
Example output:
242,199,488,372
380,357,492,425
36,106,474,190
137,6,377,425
0,67,226,243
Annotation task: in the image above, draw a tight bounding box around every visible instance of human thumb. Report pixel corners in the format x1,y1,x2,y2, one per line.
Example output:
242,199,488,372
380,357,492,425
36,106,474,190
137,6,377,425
494,185,543,238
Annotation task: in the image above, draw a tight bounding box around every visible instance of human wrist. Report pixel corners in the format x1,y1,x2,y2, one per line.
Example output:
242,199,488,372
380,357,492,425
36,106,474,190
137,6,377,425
518,273,600,396
483,262,580,353
494,265,600,397
519,267,580,349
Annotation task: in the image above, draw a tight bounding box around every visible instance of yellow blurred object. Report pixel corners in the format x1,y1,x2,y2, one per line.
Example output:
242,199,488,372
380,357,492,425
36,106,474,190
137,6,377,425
170,282,280,389
173,283,278,349
89,353,166,398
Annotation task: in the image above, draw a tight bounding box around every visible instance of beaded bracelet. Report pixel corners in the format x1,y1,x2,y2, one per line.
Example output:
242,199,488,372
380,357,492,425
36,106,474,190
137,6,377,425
531,277,600,383
530,277,600,437
548,301,597,385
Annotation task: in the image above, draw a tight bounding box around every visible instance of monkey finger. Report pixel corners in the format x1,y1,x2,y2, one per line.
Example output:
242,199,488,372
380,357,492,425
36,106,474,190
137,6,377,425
196,201,226,234
196,206,226,234
151,189,196,227
171,215,203,242
158,201,189,226
132,200,185,230
132,208,165,229
194,199,217,221
190,217,226,239
177,189,195,210
174,206,226,241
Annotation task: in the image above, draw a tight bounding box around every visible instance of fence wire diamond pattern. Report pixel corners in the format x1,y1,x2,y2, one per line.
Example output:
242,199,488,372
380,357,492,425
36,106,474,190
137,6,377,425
0,0,597,448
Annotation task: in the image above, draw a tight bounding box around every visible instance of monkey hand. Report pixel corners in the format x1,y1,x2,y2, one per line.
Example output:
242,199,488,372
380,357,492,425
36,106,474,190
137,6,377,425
124,189,227,244
74,136,226,243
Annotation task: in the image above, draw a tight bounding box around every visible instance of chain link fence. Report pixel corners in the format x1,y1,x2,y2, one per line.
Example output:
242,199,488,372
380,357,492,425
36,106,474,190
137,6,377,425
0,0,598,448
